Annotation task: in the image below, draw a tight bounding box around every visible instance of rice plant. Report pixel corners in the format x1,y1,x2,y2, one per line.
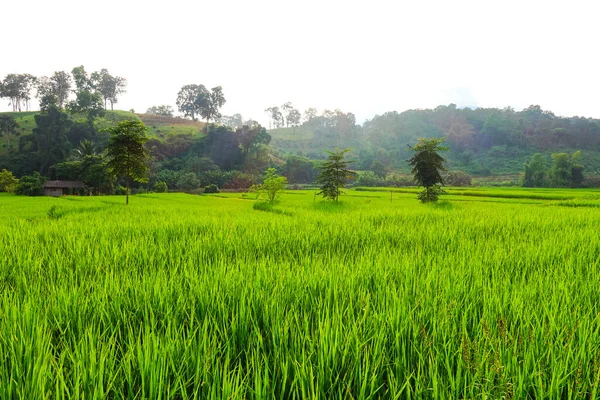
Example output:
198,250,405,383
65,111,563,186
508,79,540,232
1,189,599,399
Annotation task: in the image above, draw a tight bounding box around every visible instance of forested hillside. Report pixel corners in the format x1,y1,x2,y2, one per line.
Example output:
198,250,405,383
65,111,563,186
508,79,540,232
269,104,600,175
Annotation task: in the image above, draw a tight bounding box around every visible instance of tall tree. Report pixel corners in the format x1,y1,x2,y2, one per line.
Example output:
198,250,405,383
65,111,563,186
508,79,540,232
68,66,103,124
303,107,318,124
51,71,72,108
200,86,226,125
91,69,127,110
33,107,73,174
105,120,150,205
264,106,283,129
523,153,547,187
317,149,355,202
281,102,294,127
408,138,448,203
176,84,209,121
1,74,37,111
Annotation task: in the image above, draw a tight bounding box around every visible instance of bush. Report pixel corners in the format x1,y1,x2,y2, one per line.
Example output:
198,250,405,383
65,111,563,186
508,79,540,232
356,171,385,187
15,172,46,196
384,174,414,187
222,171,256,190
154,181,168,193
177,172,201,191
444,171,472,187
0,169,18,193
204,184,219,193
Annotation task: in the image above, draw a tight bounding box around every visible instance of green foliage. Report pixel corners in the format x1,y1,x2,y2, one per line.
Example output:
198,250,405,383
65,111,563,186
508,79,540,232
370,161,387,178
33,107,73,174
444,171,472,187
203,184,219,194
153,181,168,193
0,169,18,192
105,120,150,204
523,153,547,187
251,168,287,204
146,105,174,117
0,114,18,137
317,149,355,201
15,172,45,196
177,172,200,191
356,171,385,187
408,138,448,202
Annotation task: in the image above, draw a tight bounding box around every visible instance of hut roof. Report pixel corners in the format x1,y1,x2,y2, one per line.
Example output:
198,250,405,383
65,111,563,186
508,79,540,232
43,181,85,189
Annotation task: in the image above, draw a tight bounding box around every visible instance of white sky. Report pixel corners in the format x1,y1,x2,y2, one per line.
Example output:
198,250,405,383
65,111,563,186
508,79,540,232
2,0,599,124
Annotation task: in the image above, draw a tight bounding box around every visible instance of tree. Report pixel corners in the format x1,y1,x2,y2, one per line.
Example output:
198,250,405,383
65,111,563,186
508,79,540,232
68,66,104,124
548,153,571,187
303,108,318,124
252,168,287,204
91,69,127,110
370,161,387,178
317,149,355,201
281,102,294,127
0,169,18,193
105,120,150,205
36,71,72,109
146,105,174,117
176,84,209,121
154,181,168,193
287,109,302,134
1,74,37,111
71,139,97,160
33,107,73,174
0,115,19,152
523,153,547,187
264,106,283,129
51,71,72,108
200,86,226,125
15,172,45,196
570,151,584,187
408,138,448,203
548,151,584,188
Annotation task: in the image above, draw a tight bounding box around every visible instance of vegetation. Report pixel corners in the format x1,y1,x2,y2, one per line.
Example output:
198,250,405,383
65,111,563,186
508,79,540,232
105,120,150,205
408,138,448,202
317,149,355,201
251,168,287,204
0,168,18,192
14,171,45,196
1,189,600,397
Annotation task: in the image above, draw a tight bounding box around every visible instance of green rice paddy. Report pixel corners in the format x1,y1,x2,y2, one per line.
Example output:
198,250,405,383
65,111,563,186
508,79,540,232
1,188,600,398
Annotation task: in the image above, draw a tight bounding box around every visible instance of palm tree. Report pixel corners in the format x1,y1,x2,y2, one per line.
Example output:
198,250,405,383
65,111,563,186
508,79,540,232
71,139,97,160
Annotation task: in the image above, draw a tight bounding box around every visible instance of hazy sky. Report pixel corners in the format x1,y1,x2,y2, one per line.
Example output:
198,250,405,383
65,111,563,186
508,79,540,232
2,0,599,124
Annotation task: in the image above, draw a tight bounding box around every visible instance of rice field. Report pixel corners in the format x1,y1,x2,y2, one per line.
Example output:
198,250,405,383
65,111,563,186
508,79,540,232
2,188,600,399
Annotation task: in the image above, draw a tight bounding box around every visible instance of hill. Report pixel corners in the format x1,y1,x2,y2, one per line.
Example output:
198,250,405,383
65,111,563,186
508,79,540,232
0,111,205,155
268,105,600,176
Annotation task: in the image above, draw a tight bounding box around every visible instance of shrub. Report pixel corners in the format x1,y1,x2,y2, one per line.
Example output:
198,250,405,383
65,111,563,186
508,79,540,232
177,172,201,191
222,171,256,190
444,171,472,187
356,171,385,187
204,184,219,194
15,172,46,196
154,181,168,193
385,174,414,187
0,169,18,193
251,168,287,204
